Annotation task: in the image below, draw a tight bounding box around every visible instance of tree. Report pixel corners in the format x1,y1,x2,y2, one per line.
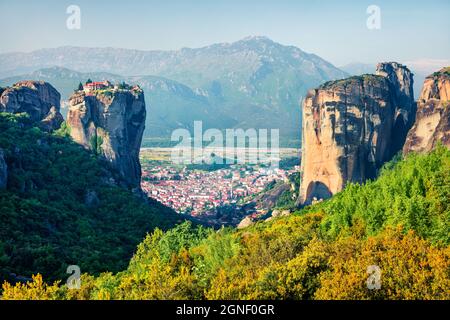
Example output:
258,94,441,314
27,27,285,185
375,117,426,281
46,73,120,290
314,228,450,300
2,274,62,300
77,82,84,91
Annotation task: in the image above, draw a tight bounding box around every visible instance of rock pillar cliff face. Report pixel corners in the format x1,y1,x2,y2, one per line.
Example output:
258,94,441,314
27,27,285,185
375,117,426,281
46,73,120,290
299,62,415,205
403,67,450,154
0,81,63,131
67,86,146,189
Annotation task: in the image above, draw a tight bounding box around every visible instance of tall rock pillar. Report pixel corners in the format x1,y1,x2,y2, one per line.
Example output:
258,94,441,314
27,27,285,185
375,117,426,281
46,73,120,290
67,84,146,189
299,62,415,205
403,67,450,154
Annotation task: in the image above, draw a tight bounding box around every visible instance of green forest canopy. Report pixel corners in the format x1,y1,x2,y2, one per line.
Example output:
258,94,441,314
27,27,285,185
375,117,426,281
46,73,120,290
0,113,181,284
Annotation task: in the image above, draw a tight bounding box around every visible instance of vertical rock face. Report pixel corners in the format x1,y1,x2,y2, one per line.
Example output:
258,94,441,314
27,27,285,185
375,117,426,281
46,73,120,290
375,62,416,152
403,67,450,154
299,62,415,205
40,106,65,132
0,81,63,131
0,148,7,189
67,85,146,189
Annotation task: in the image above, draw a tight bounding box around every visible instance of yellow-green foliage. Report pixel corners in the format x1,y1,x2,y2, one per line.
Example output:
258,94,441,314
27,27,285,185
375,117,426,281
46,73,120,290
313,146,450,244
2,225,449,300
2,148,449,300
2,275,61,300
315,228,450,300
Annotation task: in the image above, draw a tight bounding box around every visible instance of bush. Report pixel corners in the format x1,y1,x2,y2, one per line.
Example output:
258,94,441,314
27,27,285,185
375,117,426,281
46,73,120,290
315,228,450,300
0,113,181,284
311,146,450,244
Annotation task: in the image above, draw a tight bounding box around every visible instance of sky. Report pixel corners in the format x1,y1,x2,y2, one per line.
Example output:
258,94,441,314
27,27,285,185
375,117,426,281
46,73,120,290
0,0,449,66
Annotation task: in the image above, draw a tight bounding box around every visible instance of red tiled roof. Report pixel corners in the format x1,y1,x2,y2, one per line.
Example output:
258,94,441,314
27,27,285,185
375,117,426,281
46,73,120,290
85,82,106,87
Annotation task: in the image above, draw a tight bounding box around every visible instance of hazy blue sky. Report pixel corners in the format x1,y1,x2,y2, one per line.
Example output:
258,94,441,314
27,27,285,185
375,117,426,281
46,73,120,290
1,0,449,66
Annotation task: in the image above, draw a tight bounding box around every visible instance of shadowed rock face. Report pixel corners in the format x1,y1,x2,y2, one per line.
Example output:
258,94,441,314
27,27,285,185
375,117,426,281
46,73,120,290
376,62,415,113
376,62,417,152
0,80,63,131
0,148,7,189
299,62,415,205
67,86,146,189
403,67,450,154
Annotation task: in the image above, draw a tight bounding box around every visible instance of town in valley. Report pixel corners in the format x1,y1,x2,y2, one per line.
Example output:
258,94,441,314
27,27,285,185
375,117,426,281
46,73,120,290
140,147,300,225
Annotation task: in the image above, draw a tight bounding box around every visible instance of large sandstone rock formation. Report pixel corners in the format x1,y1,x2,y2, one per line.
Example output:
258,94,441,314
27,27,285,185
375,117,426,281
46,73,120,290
299,62,415,205
0,148,7,189
0,81,63,131
403,67,450,154
67,85,146,189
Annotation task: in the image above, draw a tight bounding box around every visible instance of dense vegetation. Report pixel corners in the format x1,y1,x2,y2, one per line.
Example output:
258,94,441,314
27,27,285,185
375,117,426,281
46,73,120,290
0,113,181,285
310,148,449,245
3,146,448,299
272,172,300,210
278,156,300,170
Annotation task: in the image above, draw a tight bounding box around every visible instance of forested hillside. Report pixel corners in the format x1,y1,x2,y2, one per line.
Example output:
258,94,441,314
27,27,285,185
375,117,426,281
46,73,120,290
0,113,181,284
3,146,448,299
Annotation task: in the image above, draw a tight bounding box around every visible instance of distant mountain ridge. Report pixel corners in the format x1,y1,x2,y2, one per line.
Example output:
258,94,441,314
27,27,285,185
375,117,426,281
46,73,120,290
0,36,346,79
0,37,348,140
0,67,237,138
339,63,374,77
340,59,450,99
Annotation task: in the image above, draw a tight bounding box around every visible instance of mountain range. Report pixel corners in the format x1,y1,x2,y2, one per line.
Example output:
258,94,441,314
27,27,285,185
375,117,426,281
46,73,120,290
0,68,236,138
0,37,348,142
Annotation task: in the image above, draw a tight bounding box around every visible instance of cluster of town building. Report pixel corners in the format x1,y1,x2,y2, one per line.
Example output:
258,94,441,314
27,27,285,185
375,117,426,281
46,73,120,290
141,164,297,216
